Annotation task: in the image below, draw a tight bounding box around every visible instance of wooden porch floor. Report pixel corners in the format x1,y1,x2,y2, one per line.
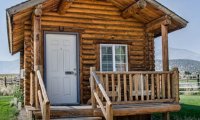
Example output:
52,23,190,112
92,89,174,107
31,103,180,119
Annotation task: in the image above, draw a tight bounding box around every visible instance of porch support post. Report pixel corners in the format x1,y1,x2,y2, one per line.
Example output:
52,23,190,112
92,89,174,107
33,4,42,109
161,24,169,71
163,112,170,120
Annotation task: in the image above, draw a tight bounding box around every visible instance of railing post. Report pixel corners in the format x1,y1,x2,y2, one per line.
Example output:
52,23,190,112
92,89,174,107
172,68,179,103
106,103,113,120
44,102,50,120
30,72,35,106
90,67,96,109
4,77,7,87
35,70,39,109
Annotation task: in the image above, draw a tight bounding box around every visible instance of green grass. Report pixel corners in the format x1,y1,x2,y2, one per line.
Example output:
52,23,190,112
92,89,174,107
180,79,199,83
0,96,19,120
174,95,200,119
153,95,200,120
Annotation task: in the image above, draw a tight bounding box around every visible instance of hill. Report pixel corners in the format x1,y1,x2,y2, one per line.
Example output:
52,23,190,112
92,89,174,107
0,59,20,74
155,59,200,73
155,48,200,61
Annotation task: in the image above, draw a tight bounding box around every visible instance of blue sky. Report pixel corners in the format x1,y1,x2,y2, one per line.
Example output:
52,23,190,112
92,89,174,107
0,0,199,61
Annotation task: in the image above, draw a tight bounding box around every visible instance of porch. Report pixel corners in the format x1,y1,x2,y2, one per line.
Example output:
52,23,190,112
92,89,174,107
28,67,180,120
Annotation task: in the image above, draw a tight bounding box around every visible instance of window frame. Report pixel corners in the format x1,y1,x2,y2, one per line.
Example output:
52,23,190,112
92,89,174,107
100,44,128,72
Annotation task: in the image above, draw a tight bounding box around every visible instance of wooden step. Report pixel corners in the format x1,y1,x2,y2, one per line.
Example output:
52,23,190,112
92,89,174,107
94,103,181,117
51,117,102,120
33,105,102,119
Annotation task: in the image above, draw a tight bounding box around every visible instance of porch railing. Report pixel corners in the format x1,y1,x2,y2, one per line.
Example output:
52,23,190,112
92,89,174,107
90,67,113,120
36,70,50,120
90,67,179,120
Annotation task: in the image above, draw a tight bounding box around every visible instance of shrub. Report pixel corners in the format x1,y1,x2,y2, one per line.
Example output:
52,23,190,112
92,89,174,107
13,85,24,103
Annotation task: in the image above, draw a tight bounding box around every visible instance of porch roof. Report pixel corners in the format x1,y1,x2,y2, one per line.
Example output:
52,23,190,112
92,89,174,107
6,0,188,54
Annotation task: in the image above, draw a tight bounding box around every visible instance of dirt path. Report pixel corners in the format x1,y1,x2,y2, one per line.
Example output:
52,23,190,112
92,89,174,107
17,109,28,120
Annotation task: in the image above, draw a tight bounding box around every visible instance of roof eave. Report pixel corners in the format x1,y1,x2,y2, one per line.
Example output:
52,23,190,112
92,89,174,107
7,0,46,15
6,11,13,54
146,0,188,28
6,0,47,54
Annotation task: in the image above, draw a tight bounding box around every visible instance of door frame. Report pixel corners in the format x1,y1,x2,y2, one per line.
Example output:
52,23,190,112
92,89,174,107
44,31,80,105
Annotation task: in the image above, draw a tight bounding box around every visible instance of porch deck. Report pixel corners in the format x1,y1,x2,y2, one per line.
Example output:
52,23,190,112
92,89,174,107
29,67,180,120
31,103,180,119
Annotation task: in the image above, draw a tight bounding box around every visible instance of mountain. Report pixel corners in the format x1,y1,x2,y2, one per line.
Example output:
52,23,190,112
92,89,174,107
0,59,20,74
155,48,200,61
155,59,200,73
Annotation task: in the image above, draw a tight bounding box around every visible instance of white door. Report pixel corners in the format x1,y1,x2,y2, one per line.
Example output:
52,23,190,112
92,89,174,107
46,33,78,105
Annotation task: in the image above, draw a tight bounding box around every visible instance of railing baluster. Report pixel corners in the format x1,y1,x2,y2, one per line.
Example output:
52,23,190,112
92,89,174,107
151,74,155,100
156,74,160,99
167,73,171,99
106,74,109,93
141,74,144,101
123,74,127,101
90,67,96,109
145,74,149,100
100,73,104,101
134,75,139,101
129,74,133,101
162,74,166,99
117,74,121,102
112,74,115,102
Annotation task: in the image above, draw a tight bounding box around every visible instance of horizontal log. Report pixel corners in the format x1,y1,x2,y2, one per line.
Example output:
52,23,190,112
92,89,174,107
73,0,113,6
82,55,96,60
41,21,144,31
84,29,145,36
146,15,172,32
71,2,118,11
41,15,144,27
82,50,96,55
67,7,120,16
122,0,147,19
82,45,95,50
43,12,137,22
58,0,73,15
82,34,144,41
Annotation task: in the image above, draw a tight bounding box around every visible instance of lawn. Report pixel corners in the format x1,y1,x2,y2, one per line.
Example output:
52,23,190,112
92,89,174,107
153,95,200,120
0,96,19,120
173,95,200,119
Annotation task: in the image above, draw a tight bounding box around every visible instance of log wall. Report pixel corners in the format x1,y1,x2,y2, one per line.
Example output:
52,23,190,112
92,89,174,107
21,0,155,104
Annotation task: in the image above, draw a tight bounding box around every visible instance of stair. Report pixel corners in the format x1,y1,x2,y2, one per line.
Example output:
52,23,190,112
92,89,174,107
51,117,102,120
31,105,103,119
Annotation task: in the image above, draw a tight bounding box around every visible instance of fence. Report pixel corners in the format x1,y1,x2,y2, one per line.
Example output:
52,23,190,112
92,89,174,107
179,82,200,94
0,74,20,87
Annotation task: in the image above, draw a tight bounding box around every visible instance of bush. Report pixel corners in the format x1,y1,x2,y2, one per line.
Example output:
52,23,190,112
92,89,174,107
0,85,16,96
13,85,24,103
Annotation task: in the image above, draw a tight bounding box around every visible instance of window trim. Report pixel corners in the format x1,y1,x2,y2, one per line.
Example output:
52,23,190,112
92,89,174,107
100,44,128,72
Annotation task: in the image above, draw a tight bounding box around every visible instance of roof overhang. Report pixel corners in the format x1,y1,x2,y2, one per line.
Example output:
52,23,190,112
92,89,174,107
6,0,46,54
6,0,188,54
146,0,188,29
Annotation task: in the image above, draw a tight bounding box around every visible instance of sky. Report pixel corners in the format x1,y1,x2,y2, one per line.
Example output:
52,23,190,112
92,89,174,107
0,0,199,61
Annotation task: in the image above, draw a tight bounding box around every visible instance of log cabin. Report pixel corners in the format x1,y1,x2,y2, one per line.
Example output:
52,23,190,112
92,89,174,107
6,0,188,119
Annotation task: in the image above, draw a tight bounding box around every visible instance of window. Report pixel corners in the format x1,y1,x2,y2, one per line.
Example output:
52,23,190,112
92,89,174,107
100,44,128,72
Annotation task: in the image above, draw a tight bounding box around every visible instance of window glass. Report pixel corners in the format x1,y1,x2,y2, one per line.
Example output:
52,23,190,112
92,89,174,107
101,46,113,71
101,45,128,72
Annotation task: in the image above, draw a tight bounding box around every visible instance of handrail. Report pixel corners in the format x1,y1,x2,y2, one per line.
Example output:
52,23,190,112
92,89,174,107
37,70,50,103
92,72,112,105
36,70,50,120
90,67,113,120
96,71,173,74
